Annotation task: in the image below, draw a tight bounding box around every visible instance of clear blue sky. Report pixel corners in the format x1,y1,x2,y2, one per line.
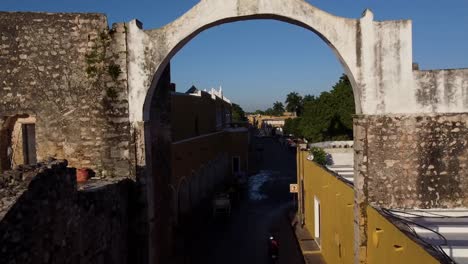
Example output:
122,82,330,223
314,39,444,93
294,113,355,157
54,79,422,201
1,1,467,111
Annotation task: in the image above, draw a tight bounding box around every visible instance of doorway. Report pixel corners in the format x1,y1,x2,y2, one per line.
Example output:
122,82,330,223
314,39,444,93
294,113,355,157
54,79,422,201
314,196,321,246
21,123,37,165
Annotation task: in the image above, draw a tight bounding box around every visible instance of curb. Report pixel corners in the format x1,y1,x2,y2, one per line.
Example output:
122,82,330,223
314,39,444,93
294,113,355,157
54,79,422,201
288,212,307,264
289,212,326,264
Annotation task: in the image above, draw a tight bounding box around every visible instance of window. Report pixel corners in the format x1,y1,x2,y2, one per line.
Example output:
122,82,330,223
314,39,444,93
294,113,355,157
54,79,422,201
232,156,240,174
314,196,321,246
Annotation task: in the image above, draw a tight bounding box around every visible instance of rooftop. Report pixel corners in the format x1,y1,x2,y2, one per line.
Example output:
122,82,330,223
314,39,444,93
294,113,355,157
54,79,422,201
326,164,354,184
383,209,468,264
173,85,232,104
309,140,354,149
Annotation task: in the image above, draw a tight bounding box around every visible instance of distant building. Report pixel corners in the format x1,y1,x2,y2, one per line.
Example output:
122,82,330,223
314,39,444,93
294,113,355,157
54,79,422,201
247,112,296,135
297,141,465,264
170,86,248,225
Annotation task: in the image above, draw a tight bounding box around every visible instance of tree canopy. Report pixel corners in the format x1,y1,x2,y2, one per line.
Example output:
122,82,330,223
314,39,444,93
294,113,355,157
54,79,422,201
283,74,355,142
261,101,285,116
231,103,247,122
285,92,303,115
272,101,285,116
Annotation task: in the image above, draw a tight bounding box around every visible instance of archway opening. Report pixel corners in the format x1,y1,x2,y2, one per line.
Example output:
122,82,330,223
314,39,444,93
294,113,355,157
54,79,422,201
142,15,357,263
143,14,361,121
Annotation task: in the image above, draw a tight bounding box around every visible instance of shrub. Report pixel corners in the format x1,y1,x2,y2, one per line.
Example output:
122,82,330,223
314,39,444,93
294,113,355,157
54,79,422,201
309,147,327,166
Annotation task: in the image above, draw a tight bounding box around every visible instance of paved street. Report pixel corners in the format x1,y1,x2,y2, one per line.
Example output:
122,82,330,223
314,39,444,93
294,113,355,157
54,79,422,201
187,136,303,264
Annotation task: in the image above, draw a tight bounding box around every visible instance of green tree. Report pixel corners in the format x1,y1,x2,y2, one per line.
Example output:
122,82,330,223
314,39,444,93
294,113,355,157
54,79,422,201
303,94,315,103
283,117,302,137
232,103,247,122
264,108,274,116
285,92,303,116
298,74,355,142
272,101,285,116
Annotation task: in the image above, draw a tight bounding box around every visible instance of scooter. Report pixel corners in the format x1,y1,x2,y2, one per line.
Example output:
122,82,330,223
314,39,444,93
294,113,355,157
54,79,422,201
268,235,279,263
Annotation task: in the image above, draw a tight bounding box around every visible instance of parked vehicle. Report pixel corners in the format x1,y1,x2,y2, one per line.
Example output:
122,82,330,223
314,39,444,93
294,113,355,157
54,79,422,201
286,138,296,148
212,193,231,216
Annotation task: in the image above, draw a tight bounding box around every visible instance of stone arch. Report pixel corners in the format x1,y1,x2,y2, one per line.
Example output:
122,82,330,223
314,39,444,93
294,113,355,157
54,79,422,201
134,0,368,123
128,2,422,263
197,167,207,200
168,184,178,226
206,161,216,193
212,158,222,189
189,171,200,208
177,177,190,221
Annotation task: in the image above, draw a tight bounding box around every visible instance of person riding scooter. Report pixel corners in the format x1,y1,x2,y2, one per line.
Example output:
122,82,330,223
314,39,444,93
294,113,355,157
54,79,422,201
268,235,279,262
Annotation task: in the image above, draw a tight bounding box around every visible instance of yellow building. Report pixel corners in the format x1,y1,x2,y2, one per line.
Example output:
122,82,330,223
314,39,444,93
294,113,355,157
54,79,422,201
247,112,296,129
297,142,463,264
170,86,249,223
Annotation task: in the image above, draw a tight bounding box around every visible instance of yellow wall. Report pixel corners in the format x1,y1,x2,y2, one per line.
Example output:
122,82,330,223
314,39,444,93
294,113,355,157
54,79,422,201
300,151,355,264
172,93,215,142
172,92,232,142
171,130,248,186
227,130,249,173
366,208,440,264
299,151,440,264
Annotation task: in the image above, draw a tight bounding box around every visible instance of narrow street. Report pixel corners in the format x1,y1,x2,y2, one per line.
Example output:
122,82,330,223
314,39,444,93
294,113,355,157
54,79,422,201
188,135,303,264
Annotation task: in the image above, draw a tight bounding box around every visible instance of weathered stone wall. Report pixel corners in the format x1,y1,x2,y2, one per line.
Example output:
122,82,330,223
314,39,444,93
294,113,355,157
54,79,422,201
0,12,132,177
0,160,135,264
0,163,39,220
355,114,468,209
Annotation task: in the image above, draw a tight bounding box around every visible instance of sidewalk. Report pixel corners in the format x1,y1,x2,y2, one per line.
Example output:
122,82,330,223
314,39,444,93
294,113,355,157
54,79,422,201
290,214,326,264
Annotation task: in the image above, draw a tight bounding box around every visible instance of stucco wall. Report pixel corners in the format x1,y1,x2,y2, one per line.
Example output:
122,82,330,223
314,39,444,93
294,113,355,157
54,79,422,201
414,69,468,113
0,12,132,177
171,93,216,141
171,130,248,187
366,207,440,264
325,148,354,166
299,151,441,264
172,132,226,186
299,151,355,264
227,129,249,173
355,114,468,209
171,91,232,142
